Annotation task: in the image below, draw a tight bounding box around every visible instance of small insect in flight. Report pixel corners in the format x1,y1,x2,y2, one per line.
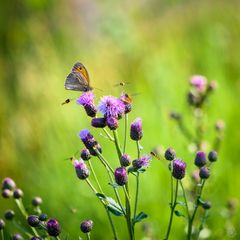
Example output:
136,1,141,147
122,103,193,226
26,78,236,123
61,98,75,105
150,151,161,160
114,82,130,87
65,62,93,92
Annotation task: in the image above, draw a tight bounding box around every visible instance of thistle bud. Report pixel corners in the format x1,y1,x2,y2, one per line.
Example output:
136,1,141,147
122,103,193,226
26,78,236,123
114,167,128,186
91,118,106,128
208,150,218,162
130,118,143,141
172,159,186,180
0,219,5,230
47,219,61,237
12,234,23,240
107,117,119,130
27,215,40,227
2,189,12,198
32,197,42,207
80,220,93,233
164,148,176,161
202,201,211,210
39,213,48,221
194,151,207,167
80,149,91,161
199,167,210,179
2,178,16,191
74,160,90,180
4,210,15,220
13,189,23,199
120,154,131,167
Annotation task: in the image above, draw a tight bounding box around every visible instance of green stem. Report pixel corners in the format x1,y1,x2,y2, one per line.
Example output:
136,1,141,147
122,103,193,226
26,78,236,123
180,180,190,219
0,230,4,240
15,199,39,237
187,180,206,239
86,179,118,240
123,114,128,154
12,220,32,238
113,130,123,160
103,128,114,142
86,232,91,240
88,160,103,193
95,150,114,174
196,210,208,240
165,180,179,240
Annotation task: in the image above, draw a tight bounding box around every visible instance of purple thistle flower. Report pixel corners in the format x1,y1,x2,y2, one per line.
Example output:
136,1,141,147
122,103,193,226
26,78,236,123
208,150,218,162
190,75,207,92
130,118,143,141
199,167,210,179
47,219,61,237
114,167,128,186
27,215,40,227
2,177,16,191
91,118,106,128
98,95,125,119
107,117,119,130
80,149,91,161
132,155,151,169
120,93,132,114
77,92,97,117
79,129,102,156
74,160,90,180
172,159,186,180
194,151,207,167
80,219,93,233
120,154,131,167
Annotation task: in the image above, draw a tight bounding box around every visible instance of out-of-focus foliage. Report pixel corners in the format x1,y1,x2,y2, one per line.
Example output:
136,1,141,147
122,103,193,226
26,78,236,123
0,0,240,239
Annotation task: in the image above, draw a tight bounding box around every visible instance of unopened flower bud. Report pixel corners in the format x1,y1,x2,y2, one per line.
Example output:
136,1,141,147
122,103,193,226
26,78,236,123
107,117,119,130
39,214,48,221
202,201,211,210
4,210,15,220
74,160,90,180
194,151,207,167
13,189,23,199
91,118,106,128
114,167,128,186
120,154,131,167
2,189,12,198
81,149,91,161
130,118,143,141
47,219,61,237
165,148,176,161
172,160,186,180
132,155,151,169
0,219,5,230
208,150,218,162
12,234,23,240
80,220,93,233
27,215,40,227
2,178,16,191
199,167,210,179
32,197,42,207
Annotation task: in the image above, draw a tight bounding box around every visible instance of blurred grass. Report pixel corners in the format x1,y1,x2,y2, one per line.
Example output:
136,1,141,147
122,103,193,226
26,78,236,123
0,0,240,239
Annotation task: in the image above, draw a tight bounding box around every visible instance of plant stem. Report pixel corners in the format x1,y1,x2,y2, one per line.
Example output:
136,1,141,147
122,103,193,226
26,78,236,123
123,114,128,154
56,236,61,240
15,199,39,237
187,179,206,239
12,220,32,238
95,150,114,174
196,210,209,240
113,130,123,160
86,232,91,240
180,180,190,219
103,128,114,142
86,179,118,240
88,160,103,193
0,230,4,240
165,180,179,240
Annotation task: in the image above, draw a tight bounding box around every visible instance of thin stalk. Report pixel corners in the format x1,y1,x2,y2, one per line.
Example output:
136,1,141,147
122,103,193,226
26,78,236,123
178,119,195,142
103,128,114,142
12,220,32,238
15,199,39,237
165,180,179,240
133,141,141,221
187,180,206,239
56,236,61,240
95,150,114,174
86,179,118,240
86,232,91,240
180,180,190,219
196,210,208,240
88,160,103,193
0,230,4,240
123,114,128,154
113,130,122,160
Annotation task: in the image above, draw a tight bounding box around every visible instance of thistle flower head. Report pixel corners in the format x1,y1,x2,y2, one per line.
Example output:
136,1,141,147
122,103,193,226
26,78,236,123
98,95,125,119
74,160,90,180
80,149,91,161
0,219,5,230
2,177,16,191
165,148,176,161
4,209,15,220
194,151,207,167
80,219,93,233
27,215,40,227
77,92,97,117
32,197,42,206
107,117,119,130
12,234,23,240
114,167,128,186
208,150,218,162
2,189,12,198
13,189,23,199
120,154,131,167
91,118,106,128
132,155,151,169
130,118,143,141
172,159,186,180
199,167,210,179
47,219,61,237
202,201,212,210
190,75,207,92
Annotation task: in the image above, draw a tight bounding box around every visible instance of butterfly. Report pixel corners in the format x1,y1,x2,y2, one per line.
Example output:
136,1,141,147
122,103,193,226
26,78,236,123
65,62,93,92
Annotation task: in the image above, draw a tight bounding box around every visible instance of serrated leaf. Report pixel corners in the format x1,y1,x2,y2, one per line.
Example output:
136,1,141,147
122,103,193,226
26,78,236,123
174,210,185,217
96,193,125,216
133,212,148,224
176,201,186,206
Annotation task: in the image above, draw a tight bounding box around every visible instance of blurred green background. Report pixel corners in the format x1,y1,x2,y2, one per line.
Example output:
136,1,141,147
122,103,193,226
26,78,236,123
0,0,240,239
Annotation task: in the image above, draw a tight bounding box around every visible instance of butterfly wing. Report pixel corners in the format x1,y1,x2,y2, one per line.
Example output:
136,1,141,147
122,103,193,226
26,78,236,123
65,71,92,92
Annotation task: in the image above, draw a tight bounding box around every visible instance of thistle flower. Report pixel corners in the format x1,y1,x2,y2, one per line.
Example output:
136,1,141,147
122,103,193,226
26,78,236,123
32,197,42,206
132,155,151,169
202,201,212,210
190,75,207,92
208,150,218,162
107,117,119,130
98,95,125,119
74,160,90,180
4,210,15,220
13,189,23,199
39,214,48,221
0,219,5,230
164,148,176,161
114,167,128,186
2,177,16,191
130,118,143,141
77,92,97,117
80,220,93,233
199,167,210,179
80,149,91,161
194,151,207,167
172,159,186,180
91,118,106,128
79,129,102,156
120,93,132,114
47,219,61,237
27,215,40,227
120,154,131,167
12,234,23,240
2,189,12,198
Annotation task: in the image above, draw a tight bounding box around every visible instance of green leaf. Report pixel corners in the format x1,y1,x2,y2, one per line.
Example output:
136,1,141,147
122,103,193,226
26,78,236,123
96,193,125,216
174,210,185,217
133,212,148,224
